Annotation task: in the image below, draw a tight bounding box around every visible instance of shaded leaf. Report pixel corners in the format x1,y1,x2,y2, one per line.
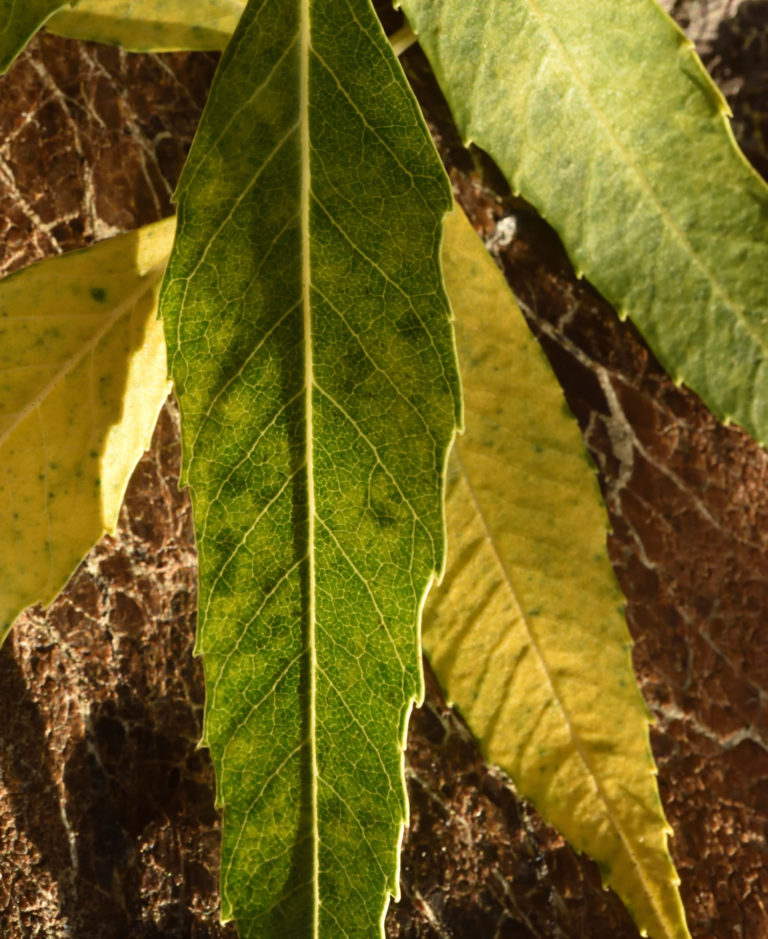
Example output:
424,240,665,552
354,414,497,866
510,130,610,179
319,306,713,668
0,0,75,72
424,207,689,939
46,0,244,52
0,218,174,643
401,0,768,446
158,0,460,934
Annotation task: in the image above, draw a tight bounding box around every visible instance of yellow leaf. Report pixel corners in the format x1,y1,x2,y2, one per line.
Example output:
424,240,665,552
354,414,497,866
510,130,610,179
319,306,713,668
0,217,175,642
46,0,244,51
427,207,689,939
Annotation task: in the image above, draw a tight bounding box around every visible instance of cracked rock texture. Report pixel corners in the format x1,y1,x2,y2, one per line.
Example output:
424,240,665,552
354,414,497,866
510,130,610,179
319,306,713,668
0,3,766,937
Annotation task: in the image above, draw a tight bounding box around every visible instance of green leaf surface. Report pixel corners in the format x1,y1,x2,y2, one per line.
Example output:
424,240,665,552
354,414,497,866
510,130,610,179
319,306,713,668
0,218,174,644
427,207,689,939
158,0,460,934
46,0,244,52
0,0,75,72
401,0,768,446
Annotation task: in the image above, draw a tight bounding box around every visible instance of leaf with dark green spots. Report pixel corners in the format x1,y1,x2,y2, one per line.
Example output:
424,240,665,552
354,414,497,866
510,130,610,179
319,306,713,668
46,0,244,52
0,0,76,72
158,0,460,934
401,0,768,447
0,218,174,644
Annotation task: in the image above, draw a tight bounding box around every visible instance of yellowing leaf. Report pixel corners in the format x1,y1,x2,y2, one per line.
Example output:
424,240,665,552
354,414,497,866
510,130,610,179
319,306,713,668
0,218,174,643
425,207,689,939
46,0,244,51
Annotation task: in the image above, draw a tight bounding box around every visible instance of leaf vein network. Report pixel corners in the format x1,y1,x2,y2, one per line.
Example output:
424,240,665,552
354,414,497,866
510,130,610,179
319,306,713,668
181,29,299,195
310,47,417,184
191,297,302,460
317,515,406,670
207,558,304,687
517,0,760,356
310,195,453,396
202,464,304,623
314,772,390,882
175,120,300,356
316,661,397,785
315,384,435,557
222,650,303,744
199,386,305,542
223,737,309,883
310,281,434,433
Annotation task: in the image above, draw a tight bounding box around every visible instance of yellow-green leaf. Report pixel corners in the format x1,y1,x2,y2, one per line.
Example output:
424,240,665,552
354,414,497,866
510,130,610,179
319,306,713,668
425,207,689,939
0,218,174,643
46,0,244,51
402,0,768,449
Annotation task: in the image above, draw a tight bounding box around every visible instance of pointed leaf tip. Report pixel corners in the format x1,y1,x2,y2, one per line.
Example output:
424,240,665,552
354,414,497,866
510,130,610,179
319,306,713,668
159,0,459,933
428,207,690,939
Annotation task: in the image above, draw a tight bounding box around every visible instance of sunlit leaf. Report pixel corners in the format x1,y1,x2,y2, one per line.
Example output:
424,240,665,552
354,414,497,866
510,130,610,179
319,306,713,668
46,0,244,52
158,0,460,933
0,218,174,643
425,207,690,939
402,0,768,447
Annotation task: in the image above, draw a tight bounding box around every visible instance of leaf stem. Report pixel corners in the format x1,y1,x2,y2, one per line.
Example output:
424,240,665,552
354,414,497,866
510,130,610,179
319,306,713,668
390,24,417,57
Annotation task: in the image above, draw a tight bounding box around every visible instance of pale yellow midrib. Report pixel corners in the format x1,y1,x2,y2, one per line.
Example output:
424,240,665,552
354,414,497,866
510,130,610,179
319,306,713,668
300,0,320,933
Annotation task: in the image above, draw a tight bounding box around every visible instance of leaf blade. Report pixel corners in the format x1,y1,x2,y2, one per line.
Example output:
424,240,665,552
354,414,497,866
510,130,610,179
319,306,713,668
401,0,768,446
427,207,689,939
0,218,174,643
46,0,244,52
158,0,460,933
0,0,75,72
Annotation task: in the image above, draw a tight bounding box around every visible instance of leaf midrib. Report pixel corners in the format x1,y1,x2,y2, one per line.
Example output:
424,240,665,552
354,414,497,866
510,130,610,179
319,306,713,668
300,0,320,933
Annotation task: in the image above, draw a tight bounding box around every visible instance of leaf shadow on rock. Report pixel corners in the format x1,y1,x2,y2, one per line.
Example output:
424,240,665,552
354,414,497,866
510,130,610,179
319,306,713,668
710,0,768,178
0,404,238,938
0,640,75,930
60,682,221,937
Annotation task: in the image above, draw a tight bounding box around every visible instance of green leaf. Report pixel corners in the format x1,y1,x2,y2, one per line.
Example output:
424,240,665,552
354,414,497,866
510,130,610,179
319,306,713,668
0,218,174,644
426,207,690,939
401,0,768,446
158,0,460,934
0,0,76,72
46,0,244,52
